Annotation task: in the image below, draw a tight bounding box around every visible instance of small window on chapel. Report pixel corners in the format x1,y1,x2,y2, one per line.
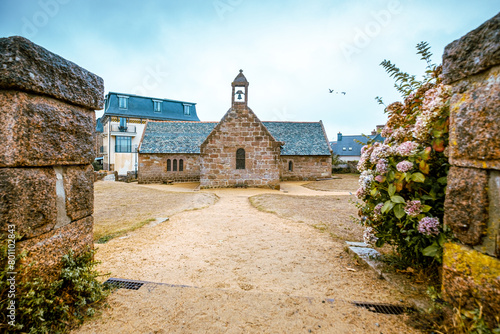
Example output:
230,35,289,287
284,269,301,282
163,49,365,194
288,161,293,171
173,159,178,171
167,159,171,171
236,148,245,169
179,159,184,172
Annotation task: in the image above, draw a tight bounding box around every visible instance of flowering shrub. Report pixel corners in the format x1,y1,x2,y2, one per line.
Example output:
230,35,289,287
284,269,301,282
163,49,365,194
357,43,451,266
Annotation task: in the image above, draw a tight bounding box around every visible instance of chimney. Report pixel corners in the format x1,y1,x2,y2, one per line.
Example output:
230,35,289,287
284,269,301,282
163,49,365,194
371,129,377,136
337,132,342,141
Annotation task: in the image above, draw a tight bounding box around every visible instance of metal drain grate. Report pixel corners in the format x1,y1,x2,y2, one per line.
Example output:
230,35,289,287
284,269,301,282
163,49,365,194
104,278,145,290
351,301,411,315
102,278,413,316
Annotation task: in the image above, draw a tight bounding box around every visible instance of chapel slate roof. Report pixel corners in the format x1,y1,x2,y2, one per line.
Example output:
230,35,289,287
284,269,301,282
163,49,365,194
139,122,217,154
140,121,332,156
103,92,200,121
263,122,332,156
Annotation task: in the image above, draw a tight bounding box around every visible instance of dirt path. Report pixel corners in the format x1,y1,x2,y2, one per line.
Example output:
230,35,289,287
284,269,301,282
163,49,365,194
75,184,420,333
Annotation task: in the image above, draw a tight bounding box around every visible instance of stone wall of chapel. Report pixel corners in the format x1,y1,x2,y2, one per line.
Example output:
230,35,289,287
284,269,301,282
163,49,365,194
280,156,332,181
200,105,281,189
138,153,200,184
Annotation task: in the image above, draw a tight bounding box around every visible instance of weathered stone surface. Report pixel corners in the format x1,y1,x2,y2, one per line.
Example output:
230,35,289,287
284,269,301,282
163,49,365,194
0,36,103,109
0,167,57,240
442,12,500,84
200,106,281,189
64,165,94,221
442,242,500,328
474,171,500,257
17,216,93,281
448,66,500,169
444,167,489,245
0,91,95,167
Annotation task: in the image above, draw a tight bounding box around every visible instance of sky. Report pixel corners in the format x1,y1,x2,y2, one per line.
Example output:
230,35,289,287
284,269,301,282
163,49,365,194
1,0,498,141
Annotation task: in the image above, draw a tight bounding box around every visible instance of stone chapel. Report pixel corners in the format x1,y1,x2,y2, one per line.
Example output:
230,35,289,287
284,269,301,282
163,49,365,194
138,70,332,188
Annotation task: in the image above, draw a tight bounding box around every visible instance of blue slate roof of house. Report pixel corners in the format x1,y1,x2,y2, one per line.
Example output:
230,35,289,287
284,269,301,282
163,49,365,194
95,117,103,133
330,133,384,156
140,121,332,156
103,92,200,121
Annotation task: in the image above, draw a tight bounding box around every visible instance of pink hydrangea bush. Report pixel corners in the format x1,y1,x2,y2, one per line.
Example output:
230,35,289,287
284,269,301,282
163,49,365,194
356,56,451,266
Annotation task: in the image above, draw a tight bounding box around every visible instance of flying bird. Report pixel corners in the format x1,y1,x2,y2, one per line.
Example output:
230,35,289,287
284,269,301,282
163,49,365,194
341,92,346,95
329,89,334,93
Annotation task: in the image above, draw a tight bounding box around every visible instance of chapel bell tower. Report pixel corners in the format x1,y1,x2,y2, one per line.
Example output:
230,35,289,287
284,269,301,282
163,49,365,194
231,69,249,107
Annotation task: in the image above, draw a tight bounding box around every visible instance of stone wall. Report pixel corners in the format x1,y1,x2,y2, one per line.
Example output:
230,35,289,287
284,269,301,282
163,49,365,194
200,104,281,189
138,153,201,184
441,13,500,327
0,36,103,280
280,156,332,181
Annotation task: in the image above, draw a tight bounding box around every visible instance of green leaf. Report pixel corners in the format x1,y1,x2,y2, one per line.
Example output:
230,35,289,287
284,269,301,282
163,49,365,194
388,183,396,197
394,204,405,219
422,243,440,257
370,188,378,196
422,205,432,212
411,172,425,183
381,200,395,214
405,173,412,182
437,176,447,185
375,238,385,247
390,195,405,204
438,233,446,247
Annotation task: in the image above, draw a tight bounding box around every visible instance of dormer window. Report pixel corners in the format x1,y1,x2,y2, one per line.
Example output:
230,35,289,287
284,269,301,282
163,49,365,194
183,104,191,115
342,147,347,151
349,147,353,151
118,95,129,109
153,100,162,112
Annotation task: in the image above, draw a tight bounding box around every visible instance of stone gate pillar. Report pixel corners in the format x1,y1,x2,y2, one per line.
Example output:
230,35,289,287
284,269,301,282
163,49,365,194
0,36,103,280
441,13,500,327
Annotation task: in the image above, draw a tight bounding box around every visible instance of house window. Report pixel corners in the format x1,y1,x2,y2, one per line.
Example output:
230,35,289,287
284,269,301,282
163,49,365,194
153,100,162,112
119,117,127,131
349,147,353,151
236,148,245,169
179,159,184,172
115,136,132,153
183,104,191,115
118,95,128,109
342,147,347,151
167,159,171,171
173,159,178,171
288,161,293,171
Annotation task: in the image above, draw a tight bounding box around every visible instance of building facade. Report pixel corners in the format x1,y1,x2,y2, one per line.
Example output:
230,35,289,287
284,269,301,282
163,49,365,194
100,92,199,174
138,71,332,188
330,130,384,162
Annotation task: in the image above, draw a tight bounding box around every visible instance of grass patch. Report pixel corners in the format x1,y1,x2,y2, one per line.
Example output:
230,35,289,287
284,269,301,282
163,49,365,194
248,194,364,242
96,218,156,244
94,182,218,242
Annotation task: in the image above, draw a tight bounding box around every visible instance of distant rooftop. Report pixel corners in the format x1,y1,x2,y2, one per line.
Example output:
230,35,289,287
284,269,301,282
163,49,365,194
103,92,200,122
330,132,384,156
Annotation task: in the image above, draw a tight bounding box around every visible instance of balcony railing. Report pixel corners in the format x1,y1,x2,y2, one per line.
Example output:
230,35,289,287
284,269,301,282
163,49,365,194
110,124,136,135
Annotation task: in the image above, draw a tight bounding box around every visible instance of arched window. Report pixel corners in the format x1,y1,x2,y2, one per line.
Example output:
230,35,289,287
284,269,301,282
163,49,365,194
288,160,293,171
236,148,245,169
173,159,178,171
179,159,184,172
167,159,171,171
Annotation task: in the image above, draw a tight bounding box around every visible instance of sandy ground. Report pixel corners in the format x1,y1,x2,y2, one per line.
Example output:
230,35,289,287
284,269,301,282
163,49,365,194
74,181,421,333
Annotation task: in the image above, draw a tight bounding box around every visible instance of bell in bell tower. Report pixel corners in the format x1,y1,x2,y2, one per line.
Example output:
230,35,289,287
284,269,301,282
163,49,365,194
231,69,249,107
